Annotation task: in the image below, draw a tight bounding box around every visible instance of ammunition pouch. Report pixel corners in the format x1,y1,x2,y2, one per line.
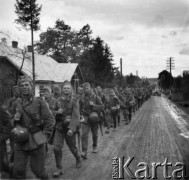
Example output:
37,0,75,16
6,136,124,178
28,125,42,134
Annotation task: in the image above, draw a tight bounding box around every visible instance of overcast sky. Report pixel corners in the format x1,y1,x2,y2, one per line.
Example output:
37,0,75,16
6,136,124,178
1,0,189,78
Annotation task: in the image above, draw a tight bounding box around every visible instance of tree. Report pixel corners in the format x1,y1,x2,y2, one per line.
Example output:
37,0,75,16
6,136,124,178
37,20,74,63
158,70,173,89
126,73,140,87
15,0,42,92
36,20,93,63
181,71,189,100
174,75,182,90
36,20,117,86
77,24,93,51
80,37,115,87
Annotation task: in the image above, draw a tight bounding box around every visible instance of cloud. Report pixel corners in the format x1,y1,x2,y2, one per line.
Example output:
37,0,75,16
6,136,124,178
60,0,189,28
1,0,189,77
162,35,167,39
170,31,177,36
116,36,124,41
179,46,189,55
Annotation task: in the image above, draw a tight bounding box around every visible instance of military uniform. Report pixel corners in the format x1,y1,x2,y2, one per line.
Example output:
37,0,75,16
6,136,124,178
97,90,107,127
104,91,113,131
124,92,134,124
115,92,125,126
12,95,55,179
52,86,61,100
44,95,56,116
105,91,120,130
53,93,81,175
80,84,103,158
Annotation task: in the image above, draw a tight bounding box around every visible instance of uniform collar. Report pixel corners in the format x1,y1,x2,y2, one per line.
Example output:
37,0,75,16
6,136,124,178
21,95,33,106
84,92,93,99
62,94,72,101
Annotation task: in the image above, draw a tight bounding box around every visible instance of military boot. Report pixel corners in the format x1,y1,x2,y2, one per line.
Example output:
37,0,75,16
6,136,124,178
76,156,82,168
92,146,98,153
52,169,63,177
81,151,88,159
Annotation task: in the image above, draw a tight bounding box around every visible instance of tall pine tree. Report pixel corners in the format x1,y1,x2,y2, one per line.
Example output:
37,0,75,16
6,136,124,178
15,0,42,91
80,37,116,87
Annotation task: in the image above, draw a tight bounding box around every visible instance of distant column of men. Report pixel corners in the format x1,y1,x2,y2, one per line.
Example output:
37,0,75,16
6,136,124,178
0,75,153,179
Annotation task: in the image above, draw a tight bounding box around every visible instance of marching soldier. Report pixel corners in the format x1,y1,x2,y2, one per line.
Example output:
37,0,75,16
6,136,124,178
104,88,112,133
77,86,84,101
105,89,120,131
43,88,56,115
124,89,134,124
80,83,103,159
113,87,124,126
12,75,55,179
52,86,61,100
6,86,20,166
52,81,81,177
96,86,107,128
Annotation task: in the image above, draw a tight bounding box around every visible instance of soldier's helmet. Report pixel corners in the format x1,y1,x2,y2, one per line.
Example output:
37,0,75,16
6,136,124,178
89,112,99,123
12,125,29,143
83,82,91,90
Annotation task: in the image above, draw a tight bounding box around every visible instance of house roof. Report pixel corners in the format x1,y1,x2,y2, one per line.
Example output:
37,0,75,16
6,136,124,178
0,43,79,83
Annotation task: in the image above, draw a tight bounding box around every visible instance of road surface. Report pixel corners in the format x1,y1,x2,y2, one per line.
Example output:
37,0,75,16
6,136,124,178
28,96,189,180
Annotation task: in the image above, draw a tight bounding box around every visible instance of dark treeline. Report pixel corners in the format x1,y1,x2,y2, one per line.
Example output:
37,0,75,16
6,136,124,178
158,70,189,101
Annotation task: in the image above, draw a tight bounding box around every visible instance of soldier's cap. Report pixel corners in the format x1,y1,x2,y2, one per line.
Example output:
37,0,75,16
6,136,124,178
18,75,33,86
78,86,83,90
53,85,60,91
83,82,91,89
109,88,115,93
96,86,102,90
62,80,71,87
13,85,20,92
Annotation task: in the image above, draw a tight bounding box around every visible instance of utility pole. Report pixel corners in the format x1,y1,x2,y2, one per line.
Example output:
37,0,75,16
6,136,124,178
166,57,175,97
30,0,35,95
120,58,123,87
166,57,175,75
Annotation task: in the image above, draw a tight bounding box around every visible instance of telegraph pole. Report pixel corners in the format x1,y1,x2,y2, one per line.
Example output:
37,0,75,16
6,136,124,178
120,58,123,87
30,0,35,95
166,57,175,75
166,57,175,97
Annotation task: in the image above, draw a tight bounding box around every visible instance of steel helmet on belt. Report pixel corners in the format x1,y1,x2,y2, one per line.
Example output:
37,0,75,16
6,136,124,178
12,125,29,144
89,112,99,123
62,116,71,127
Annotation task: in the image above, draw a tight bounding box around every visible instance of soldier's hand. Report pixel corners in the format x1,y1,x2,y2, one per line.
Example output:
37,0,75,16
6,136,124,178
56,108,64,114
89,101,94,106
67,129,73,136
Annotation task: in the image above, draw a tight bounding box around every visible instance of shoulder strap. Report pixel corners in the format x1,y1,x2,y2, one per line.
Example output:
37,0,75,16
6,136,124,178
20,105,37,125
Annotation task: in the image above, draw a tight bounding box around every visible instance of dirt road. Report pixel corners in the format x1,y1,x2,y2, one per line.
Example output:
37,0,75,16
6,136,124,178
28,96,189,179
